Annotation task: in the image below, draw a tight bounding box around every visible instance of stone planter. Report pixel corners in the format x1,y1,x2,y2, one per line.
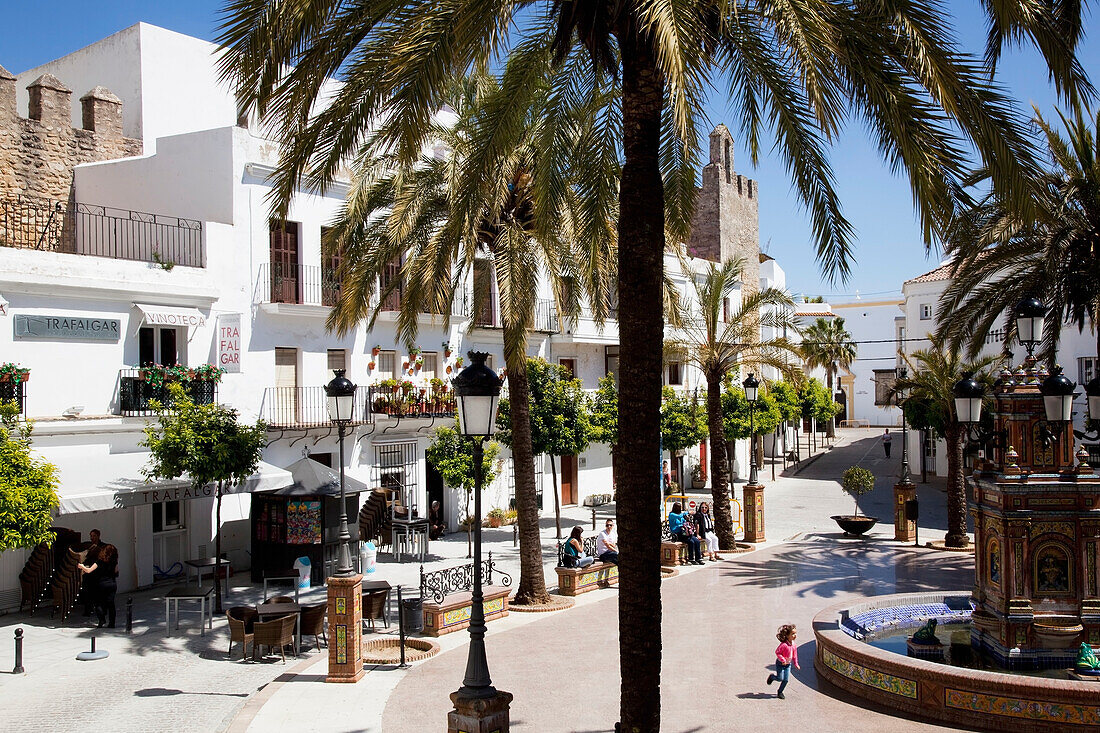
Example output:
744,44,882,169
831,515,878,536
1032,619,1084,648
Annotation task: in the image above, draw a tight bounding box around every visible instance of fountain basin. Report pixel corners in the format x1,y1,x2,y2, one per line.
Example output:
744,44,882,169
815,592,1100,732
1032,619,1084,649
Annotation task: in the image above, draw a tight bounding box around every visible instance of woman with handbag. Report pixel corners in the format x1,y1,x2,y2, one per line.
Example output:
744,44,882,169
668,502,703,565
564,526,595,569
694,502,719,561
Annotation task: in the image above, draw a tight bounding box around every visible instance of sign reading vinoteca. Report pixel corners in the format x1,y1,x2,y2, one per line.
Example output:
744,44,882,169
15,314,121,341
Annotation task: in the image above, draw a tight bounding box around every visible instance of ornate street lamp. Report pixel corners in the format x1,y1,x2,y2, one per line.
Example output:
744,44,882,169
743,373,759,485
452,351,502,699
325,369,357,576
952,373,984,425
897,369,913,485
1014,296,1048,359
1040,366,1076,424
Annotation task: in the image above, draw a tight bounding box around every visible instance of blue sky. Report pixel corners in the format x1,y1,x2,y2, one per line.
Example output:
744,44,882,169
2,1,1095,302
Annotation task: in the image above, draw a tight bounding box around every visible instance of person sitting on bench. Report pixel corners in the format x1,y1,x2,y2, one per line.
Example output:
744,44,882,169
596,519,619,564
564,526,595,568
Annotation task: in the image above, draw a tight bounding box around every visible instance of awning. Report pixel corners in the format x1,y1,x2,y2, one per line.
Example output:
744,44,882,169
43,449,292,514
133,303,207,329
256,457,369,497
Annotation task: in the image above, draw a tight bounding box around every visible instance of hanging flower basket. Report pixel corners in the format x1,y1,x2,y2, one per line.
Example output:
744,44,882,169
368,361,376,370
0,364,30,384
446,365,453,374
372,345,381,356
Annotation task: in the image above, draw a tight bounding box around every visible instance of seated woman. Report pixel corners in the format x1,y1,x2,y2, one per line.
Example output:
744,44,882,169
428,500,447,540
668,502,703,565
563,526,595,569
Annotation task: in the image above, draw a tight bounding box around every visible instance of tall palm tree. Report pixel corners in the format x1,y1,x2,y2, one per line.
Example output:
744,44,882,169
217,3,1085,729
666,258,799,549
322,75,618,606
801,317,857,437
892,337,997,547
937,101,1100,363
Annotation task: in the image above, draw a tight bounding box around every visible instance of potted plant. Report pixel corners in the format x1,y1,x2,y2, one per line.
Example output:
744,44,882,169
372,344,381,357
832,465,879,536
454,356,465,369
445,364,453,374
0,362,30,384
379,378,399,393
486,507,506,528
415,354,424,369
690,463,706,489
368,360,376,370
443,341,452,358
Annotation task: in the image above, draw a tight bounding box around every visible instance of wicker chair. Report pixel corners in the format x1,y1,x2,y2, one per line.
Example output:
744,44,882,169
363,588,390,630
252,615,297,663
226,609,255,660
300,603,327,649
228,606,258,631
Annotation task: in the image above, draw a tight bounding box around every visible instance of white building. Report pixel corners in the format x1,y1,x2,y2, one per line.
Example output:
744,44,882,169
830,298,904,427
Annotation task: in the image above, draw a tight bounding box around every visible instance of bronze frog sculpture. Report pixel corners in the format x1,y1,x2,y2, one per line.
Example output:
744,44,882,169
911,618,940,644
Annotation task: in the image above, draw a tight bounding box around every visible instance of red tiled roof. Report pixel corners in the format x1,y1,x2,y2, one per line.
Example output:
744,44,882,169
797,310,835,317
904,262,954,285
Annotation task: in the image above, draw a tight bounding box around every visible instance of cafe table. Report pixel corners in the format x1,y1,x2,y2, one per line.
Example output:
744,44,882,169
256,601,302,655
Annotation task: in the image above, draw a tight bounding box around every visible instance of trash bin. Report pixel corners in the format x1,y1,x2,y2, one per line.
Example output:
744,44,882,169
360,541,377,574
401,596,423,634
292,556,311,589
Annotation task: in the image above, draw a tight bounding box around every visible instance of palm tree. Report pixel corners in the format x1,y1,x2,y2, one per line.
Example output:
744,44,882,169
801,317,857,437
216,3,1085,728
892,337,997,548
667,258,799,549
937,101,1100,363
321,75,617,606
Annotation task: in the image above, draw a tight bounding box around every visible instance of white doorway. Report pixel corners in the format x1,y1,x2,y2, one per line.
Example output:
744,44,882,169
152,499,188,582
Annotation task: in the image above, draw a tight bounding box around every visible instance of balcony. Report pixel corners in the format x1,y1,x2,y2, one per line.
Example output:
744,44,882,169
468,291,559,334
0,195,204,267
367,383,456,419
119,367,219,417
262,386,373,429
0,378,26,416
256,262,342,309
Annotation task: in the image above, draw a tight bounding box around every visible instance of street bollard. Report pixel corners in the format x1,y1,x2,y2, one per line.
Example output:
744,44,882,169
591,507,597,530
396,585,409,669
13,628,24,674
76,635,109,661
126,597,133,634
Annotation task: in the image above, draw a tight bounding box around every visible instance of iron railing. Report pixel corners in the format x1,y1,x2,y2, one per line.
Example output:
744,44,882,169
118,368,218,416
378,287,471,317
262,386,373,428
256,262,341,306
367,383,456,418
0,379,26,416
419,552,512,603
0,196,204,267
533,298,559,333
464,290,558,332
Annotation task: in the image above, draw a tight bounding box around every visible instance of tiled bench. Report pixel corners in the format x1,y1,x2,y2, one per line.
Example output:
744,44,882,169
660,521,687,567
555,536,618,596
422,585,510,637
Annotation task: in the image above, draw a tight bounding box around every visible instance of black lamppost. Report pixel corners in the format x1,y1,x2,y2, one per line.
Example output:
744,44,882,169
325,369,357,576
743,373,759,485
1014,296,1048,359
898,368,912,485
452,351,502,699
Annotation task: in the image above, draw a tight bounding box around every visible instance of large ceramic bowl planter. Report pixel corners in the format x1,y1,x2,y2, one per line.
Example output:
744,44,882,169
831,515,878,536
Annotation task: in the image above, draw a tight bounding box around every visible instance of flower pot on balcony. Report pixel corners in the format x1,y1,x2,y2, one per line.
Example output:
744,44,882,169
368,361,376,370
446,365,453,374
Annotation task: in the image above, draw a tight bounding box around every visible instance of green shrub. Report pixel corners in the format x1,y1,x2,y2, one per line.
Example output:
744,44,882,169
841,465,876,516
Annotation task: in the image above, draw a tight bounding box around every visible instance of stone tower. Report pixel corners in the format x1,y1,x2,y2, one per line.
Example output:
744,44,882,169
687,124,760,291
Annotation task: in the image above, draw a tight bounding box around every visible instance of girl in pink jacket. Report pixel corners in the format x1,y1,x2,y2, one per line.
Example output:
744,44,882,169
766,624,799,698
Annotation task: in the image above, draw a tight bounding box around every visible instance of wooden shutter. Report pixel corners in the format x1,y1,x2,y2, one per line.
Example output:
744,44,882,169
269,220,300,303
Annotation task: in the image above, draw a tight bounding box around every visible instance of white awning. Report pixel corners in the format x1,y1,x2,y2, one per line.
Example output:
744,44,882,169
133,303,207,329
42,449,292,514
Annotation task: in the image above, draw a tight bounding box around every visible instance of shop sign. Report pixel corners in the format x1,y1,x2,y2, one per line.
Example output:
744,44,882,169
15,314,121,341
217,313,242,373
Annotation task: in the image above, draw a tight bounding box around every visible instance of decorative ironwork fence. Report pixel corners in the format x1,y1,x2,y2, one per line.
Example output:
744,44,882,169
118,369,218,416
419,552,512,604
367,383,456,418
0,196,204,267
0,379,26,415
256,262,341,306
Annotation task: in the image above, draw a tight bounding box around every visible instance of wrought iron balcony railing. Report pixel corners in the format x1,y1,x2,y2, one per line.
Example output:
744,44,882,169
367,384,457,418
256,262,342,307
0,378,26,416
118,368,218,416
262,386,373,429
0,196,204,268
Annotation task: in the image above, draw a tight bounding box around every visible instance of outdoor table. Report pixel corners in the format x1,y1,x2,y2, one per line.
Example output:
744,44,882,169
185,557,231,598
256,601,301,656
391,518,429,562
164,585,214,636
262,569,301,603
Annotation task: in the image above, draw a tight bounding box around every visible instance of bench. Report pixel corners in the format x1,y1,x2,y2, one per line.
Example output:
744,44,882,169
661,521,687,567
419,552,512,637
554,535,618,596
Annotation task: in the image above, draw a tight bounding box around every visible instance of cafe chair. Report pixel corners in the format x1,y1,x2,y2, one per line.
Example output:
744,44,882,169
252,615,297,663
300,603,327,649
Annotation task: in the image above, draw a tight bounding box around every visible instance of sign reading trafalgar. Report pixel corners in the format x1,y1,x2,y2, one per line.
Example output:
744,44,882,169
218,313,242,373
15,314,121,341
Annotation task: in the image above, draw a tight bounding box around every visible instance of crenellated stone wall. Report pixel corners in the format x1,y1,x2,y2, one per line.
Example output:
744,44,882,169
687,124,760,291
0,64,142,203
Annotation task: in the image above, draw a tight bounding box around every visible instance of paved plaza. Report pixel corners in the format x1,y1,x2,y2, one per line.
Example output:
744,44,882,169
2,429,977,732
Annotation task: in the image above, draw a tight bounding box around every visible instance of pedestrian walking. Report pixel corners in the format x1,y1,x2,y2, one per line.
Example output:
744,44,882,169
882,428,892,458
766,624,799,699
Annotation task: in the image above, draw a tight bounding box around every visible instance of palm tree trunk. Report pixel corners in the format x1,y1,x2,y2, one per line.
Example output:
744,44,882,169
615,26,665,733
944,422,969,547
706,371,735,549
506,354,551,605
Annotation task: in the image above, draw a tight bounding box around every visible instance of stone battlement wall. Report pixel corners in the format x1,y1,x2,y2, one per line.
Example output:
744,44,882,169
0,65,142,204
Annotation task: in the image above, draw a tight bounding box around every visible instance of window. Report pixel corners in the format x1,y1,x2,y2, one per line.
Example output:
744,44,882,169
321,226,343,307
1079,357,1099,386
421,352,437,379
269,220,301,304
924,431,937,458
873,369,897,406
559,358,576,378
484,354,494,370
667,361,683,386
605,346,620,388
327,349,347,373
920,303,933,320
380,257,403,311
153,500,183,533
377,351,396,380
139,326,179,366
